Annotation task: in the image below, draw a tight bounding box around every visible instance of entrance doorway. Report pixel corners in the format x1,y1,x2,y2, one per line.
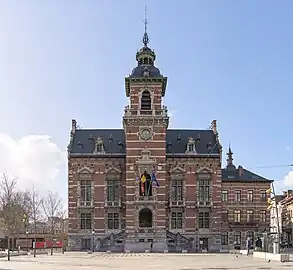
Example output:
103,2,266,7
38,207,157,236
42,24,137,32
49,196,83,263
81,238,91,251
139,208,153,227
199,237,208,251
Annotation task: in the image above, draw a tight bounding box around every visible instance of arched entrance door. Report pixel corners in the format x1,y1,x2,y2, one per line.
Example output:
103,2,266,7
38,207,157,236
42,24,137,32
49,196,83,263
139,208,152,228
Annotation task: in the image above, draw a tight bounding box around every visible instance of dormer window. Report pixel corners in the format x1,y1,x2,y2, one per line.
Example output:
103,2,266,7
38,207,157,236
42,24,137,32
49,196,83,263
186,137,196,153
94,137,105,154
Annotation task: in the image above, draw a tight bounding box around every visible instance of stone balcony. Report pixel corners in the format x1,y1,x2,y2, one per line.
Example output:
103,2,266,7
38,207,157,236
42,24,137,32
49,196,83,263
124,105,168,117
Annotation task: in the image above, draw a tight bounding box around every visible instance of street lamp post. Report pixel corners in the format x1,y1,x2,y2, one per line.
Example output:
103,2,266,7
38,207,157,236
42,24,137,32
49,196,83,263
26,231,29,253
91,229,95,252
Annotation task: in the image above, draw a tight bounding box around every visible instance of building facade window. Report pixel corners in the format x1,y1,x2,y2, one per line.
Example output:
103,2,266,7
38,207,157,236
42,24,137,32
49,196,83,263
235,190,241,202
221,232,228,245
80,179,92,205
107,213,119,230
199,212,210,228
106,172,120,202
246,231,254,244
234,231,241,245
260,190,266,201
222,210,228,222
171,212,183,229
260,210,266,223
186,137,196,153
222,190,228,202
94,137,105,153
141,90,151,111
198,173,211,202
247,190,253,202
234,210,241,223
246,210,254,223
80,213,92,229
171,179,183,202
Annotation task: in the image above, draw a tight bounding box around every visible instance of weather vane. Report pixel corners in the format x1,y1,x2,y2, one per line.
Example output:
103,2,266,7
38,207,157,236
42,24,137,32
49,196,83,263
142,5,149,47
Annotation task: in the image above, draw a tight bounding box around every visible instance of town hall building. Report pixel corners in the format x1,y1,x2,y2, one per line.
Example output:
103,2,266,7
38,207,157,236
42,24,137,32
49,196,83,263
67,25,272,252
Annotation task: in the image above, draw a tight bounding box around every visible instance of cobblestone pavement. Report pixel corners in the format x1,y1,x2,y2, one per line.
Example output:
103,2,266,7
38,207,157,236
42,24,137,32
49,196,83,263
0,253,292,270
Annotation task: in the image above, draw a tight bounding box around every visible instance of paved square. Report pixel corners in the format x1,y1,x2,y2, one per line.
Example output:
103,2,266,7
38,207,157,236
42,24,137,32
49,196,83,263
0,252,292,270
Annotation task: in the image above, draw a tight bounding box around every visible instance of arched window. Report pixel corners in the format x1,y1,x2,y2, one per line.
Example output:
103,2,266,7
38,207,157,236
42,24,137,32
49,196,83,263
141,91,151,111
139,208,152,227
139,172,152,197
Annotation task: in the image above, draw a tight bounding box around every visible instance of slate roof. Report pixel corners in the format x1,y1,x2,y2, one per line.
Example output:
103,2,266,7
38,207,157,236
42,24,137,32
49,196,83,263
130,65,162,78
221,166,272,182
69,129,220,155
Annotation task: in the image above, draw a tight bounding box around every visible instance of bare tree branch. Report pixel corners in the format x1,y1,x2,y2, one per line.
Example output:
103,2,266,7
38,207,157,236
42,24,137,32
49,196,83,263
42,191,63,255
26,185,43,257
0,173,30,260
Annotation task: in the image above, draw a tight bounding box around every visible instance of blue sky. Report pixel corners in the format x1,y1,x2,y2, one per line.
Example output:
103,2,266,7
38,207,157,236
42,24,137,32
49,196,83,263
0,0,292,201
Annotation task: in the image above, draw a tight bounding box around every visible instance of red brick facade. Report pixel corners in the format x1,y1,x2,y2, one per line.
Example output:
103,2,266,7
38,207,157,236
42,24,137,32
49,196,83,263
67,37,272,252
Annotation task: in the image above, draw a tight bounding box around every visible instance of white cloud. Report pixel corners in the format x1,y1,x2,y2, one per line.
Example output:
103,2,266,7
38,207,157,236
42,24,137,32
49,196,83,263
285,146,291,151
284,171,293,186
0,133,66,193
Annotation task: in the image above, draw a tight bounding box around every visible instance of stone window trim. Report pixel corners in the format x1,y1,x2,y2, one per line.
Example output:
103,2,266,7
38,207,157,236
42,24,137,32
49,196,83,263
169,167,186,204
138,87,154,112
185,137,197,154
198,211,210,229
235,190,241,202
105,167,121,203
197,169,212,203
247,190,253,202
76,167,94,206
246,210,254,223
94,136,105,154
222,190,228,202
234,210,241,223
169,208,185,231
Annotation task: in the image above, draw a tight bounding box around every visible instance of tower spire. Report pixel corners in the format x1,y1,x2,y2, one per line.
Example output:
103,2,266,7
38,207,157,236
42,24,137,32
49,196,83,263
142,5,149,47
226,142,236,169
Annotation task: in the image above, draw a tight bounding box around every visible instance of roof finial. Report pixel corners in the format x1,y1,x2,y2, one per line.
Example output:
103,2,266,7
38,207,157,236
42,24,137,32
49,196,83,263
142,5,149,47
226,141,236,169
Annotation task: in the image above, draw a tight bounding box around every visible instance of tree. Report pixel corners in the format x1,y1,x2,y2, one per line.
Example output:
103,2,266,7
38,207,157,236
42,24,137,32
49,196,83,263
27,185,43,258
0,173,31,260
42,191,63,255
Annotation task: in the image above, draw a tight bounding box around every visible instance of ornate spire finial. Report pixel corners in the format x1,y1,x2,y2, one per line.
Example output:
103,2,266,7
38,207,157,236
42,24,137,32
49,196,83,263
142,5,149,47
226,142,236,169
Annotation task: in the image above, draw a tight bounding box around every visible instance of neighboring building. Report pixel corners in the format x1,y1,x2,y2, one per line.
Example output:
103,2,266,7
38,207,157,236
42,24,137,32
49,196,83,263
277,190,293,245
270,194,285,236
67,27,273,252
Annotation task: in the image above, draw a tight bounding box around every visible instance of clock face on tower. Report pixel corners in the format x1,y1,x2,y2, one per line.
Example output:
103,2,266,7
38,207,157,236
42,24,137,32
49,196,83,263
140,128,152,141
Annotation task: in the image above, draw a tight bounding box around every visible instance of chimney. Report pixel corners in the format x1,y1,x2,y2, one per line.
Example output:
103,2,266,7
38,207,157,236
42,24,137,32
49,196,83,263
71,119,77,135
238,165,244,177
211,120,217,134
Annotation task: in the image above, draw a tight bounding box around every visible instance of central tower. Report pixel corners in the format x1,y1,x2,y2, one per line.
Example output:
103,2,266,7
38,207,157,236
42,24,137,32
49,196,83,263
122,14,169,252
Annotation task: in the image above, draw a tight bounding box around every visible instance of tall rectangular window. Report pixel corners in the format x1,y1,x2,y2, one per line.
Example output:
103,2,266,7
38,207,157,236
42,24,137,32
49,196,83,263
221,232,228,245
171,180,183,202
199,212,210,228
234,231,241,245
246,210,254,223
107,213,119,230
80,176,92,205
80,213,92,229
234,210,241,223
171,212,183,229
235,190,241,202
260,210,266,223
260,190,266,201
222,210,228,222
107,180,119,202
247,190,253,202
198,174,211,202
222,190,228,202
